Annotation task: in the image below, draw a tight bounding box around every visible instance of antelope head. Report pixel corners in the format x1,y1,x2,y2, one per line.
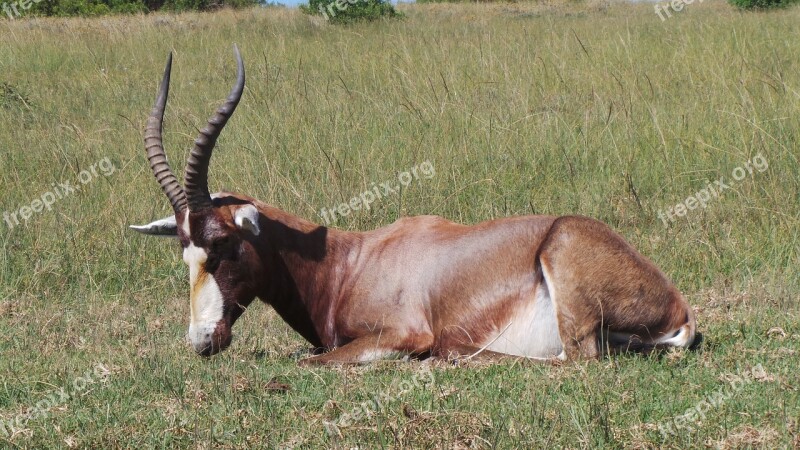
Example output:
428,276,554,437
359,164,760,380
131,47,266,356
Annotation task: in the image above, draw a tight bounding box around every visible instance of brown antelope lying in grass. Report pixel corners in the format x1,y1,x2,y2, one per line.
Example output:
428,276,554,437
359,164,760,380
131,47,699,365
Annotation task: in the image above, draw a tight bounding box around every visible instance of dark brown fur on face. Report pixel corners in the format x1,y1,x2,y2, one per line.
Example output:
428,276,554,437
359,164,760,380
132,48,698,364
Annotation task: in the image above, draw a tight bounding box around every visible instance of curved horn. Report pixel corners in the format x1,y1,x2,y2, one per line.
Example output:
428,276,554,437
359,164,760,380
145,52,188,214
184,45,245,212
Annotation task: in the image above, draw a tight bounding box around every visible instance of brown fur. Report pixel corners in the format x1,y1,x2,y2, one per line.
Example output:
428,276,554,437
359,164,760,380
170,193,697,364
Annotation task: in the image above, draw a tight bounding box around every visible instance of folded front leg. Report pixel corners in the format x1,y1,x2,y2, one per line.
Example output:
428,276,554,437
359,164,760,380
299,331,434,366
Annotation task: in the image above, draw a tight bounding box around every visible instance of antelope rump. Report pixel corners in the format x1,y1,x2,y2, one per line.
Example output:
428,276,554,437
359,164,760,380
130,46,700,365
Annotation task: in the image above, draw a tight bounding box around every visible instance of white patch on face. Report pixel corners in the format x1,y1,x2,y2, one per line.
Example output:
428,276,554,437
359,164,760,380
483,283,563,359
182,214,225,353
180,212,190,235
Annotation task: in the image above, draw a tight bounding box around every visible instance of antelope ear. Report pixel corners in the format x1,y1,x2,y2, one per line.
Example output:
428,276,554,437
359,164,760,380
234,204,261,236
129,215,178,237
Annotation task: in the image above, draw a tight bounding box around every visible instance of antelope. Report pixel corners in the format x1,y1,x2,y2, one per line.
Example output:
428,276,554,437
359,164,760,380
131,46,699,365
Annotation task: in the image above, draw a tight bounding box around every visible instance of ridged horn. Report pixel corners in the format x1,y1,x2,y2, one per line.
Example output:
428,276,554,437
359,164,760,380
184,44,245,212
145,52,188,214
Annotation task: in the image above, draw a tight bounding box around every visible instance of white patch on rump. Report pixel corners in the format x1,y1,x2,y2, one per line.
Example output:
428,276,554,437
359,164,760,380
654,323,694,348
607,324,694,350
182,214,224,352
483,283,563,358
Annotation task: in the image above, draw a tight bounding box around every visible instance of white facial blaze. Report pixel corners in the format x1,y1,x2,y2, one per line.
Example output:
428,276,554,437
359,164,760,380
182,215,225,353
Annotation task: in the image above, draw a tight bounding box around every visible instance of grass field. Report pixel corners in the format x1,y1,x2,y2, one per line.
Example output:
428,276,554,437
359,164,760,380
1,1,799,447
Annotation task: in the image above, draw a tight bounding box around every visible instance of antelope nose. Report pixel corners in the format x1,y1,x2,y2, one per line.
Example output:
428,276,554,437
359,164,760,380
197,344,213,357
192,334,214,356
189,332,232,356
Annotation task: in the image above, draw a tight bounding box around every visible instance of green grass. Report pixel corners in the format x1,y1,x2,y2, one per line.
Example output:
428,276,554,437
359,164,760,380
1,1,799,448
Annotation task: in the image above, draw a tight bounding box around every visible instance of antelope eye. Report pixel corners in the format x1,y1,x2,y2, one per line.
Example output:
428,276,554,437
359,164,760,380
211,236,233,251
206,236,235,271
